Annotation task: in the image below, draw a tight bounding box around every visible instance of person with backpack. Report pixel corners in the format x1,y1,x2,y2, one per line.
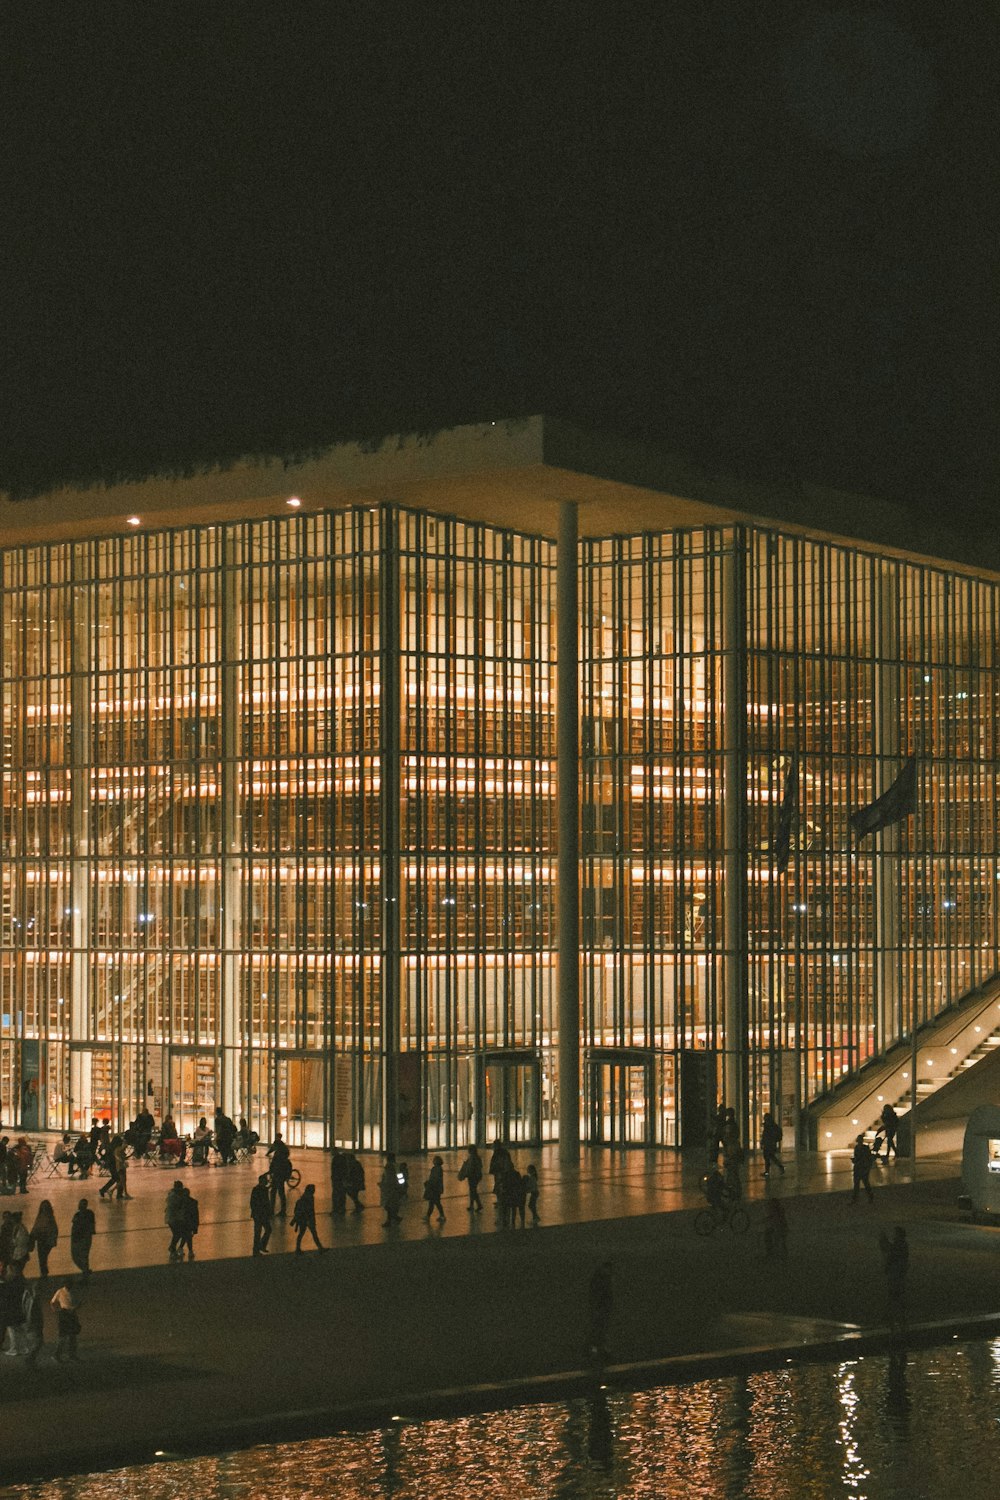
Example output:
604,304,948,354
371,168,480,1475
379,1153,405,1227
457,1145,483,1212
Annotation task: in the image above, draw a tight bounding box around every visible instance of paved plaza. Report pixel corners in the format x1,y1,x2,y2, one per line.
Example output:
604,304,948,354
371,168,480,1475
0,1137,956,1276
2,1139,998,1488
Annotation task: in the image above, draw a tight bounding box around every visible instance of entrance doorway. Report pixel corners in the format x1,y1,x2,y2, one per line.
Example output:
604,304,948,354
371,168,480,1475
479,1050,540,1146
587,1050,653,1146
277,1054,325,1148
170,1052,218,1136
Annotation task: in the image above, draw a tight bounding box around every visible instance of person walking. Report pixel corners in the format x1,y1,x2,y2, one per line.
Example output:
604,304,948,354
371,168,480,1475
8,1212,31,1272
488,1141,511,1201
423,1156,446,1223
345,1152,366,1212
763,1196,789,1261
330,1150,349,1215
879,1225,909,1335
586,1260,614,1361
50,1279,82,1362
525,1163,540,1224
267,1133,293,1217
852,1134,875,1203
165,1180,187,1261
10,1138,32,1194
760,1112,785,1178
722,1108,743,1199
250,1173,273,1255
291,1184,326,1253
98,1135,122,1200
19,1276,44,1365
458,1145,483,1212
28,1200,58,1278
379,1153,404,1227
70,1199,96,1280
179,1186,199,1260
880,1104,899,1162
113,1135,131,1200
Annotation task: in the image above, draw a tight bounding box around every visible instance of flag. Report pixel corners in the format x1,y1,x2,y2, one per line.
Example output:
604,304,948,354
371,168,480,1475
774,755,797,876
850,756,917,840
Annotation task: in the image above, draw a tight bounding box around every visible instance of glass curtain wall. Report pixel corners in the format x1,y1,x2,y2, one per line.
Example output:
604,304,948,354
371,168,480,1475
397,511,556,1148
3,506,1000,1148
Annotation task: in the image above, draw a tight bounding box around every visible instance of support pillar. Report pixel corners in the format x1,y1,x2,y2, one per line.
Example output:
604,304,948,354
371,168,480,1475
874,564,902,1052
219,531,242,1121
380,507,402,1154
723,534,750,1143
557,502,581,1165
68,567,92,1135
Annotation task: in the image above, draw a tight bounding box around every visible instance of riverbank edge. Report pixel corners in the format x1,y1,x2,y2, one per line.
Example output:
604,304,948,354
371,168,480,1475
6,1308,1000,1491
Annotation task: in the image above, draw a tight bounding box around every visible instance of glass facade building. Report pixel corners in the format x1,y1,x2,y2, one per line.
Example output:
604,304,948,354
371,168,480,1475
3,497,999,1149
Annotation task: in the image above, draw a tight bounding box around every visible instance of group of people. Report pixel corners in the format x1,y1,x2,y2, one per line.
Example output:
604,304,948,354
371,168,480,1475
0,1196,92,1365
0,1135,34,1194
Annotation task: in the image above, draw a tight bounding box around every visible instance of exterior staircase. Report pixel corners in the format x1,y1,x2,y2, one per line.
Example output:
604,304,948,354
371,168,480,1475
807,972,1000,1154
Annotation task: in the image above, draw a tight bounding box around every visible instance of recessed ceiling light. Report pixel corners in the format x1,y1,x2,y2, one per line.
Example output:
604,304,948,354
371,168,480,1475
126,516,141,527
287,496,302,508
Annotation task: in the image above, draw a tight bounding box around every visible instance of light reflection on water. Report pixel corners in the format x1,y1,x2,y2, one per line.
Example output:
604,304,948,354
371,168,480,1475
8,1340,1000,1500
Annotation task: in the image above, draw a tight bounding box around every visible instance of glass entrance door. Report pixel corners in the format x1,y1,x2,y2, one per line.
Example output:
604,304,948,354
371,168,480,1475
277,1054,325,1148
588,1052,653,1146
480,1051,540,1146
170,1052,218,1136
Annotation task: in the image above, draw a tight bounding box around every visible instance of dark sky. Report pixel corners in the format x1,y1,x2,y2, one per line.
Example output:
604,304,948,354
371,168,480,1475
2,2,997,523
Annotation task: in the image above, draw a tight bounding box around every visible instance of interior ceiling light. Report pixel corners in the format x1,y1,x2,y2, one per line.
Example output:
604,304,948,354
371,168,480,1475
287,496,302,508
126,515,141,527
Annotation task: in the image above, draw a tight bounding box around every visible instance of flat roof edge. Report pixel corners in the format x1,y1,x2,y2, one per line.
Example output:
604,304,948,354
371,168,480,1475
542,417,1000,577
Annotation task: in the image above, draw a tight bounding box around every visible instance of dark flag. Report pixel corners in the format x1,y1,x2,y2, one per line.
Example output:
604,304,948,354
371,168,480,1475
850,756,917,840
774,755,797,876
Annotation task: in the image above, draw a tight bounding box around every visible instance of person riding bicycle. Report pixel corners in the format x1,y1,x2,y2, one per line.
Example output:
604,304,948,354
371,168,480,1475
702,1166,727,1212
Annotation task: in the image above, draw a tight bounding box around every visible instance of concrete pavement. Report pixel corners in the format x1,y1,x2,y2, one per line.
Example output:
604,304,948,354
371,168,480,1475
1,1142,994,1488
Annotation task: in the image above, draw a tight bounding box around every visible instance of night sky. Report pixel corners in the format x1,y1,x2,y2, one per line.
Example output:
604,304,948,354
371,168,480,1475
2,2,996,526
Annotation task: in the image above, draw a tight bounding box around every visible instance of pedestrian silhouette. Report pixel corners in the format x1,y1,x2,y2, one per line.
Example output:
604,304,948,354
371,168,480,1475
760,1112,785,1178
70,1199,96,1279
423,1156,446,1222
526,1163,540,1224
586,1259,613,1361
291,1184,326,1252
458,1145,483,1212
879,1225,909,1335
250,1173,273,1255
852,1135,875,1203
51,1279,82,1361
763,1196,789,1261
880,1104,899,1161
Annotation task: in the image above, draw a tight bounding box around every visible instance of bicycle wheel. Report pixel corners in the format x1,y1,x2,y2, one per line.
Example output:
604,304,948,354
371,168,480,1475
694,1209,717,1237
288,1167,302,1190
729,1207,749,1235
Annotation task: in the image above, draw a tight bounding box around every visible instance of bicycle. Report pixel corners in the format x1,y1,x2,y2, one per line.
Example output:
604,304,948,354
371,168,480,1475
695,1185,749,1237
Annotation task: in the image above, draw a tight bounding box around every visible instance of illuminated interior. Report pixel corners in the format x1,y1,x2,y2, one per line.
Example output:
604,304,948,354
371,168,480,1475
2,504,998,1148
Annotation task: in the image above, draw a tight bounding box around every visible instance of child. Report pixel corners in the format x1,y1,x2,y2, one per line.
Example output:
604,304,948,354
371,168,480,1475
526,1163,540,1224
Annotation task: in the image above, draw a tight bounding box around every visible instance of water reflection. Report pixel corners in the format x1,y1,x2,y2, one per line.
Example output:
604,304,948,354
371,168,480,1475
7,1341,1000,1500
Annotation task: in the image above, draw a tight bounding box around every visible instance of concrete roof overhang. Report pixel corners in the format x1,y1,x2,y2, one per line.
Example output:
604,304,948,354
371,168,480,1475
2,415,994,578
